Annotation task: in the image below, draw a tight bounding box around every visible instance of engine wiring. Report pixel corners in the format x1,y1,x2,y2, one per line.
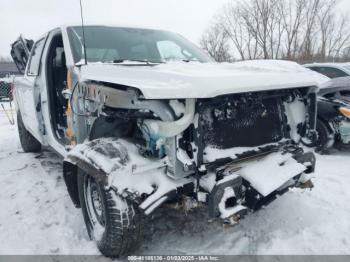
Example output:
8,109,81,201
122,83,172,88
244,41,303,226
69,81,89,117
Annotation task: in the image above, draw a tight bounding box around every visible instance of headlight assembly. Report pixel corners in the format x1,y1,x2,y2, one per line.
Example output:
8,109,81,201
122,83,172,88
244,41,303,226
339,107,350,118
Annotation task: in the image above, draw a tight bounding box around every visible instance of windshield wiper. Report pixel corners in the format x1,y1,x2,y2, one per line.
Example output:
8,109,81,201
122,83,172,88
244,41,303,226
182,59,200,63
112,59,163,65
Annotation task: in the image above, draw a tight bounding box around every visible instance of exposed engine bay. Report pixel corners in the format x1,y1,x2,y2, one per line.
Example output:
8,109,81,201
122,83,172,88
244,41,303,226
64,81,317,220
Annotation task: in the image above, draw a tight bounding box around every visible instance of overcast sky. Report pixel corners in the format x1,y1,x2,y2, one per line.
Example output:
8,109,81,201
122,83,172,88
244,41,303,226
1,0,350,58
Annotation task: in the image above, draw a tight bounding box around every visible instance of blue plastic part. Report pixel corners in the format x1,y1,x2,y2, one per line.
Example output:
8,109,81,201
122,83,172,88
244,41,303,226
147,133,166,158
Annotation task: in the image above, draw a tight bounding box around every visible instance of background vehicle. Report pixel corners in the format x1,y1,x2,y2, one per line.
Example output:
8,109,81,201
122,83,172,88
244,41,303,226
304,62,350,79
306,77,350,151
11,25,326,257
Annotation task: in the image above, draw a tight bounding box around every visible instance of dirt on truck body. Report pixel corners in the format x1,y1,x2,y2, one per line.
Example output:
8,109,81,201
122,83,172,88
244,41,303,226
11,25,328,257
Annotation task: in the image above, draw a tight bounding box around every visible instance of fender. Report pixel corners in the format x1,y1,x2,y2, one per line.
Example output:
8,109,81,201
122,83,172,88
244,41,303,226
317,98,342,136
318,98,343,121
63,153,110,208
62,139,126,207
62,161,80,207
63,138,194,214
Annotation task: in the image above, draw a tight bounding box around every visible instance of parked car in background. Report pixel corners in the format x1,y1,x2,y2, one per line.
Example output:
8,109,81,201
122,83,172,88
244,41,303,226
304,63,350,79
303,77,350,151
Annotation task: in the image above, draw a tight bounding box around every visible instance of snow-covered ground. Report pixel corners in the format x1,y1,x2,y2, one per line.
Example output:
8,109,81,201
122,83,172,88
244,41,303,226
1,102,350,256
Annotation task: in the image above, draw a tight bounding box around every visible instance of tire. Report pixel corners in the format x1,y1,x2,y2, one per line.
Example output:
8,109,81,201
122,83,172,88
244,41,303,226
312,119,334,153
301,133,317,147
77,169,144,257
17,112,42,153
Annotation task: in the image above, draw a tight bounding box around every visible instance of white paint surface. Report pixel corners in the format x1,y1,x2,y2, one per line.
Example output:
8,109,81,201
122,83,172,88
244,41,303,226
80,60,329,99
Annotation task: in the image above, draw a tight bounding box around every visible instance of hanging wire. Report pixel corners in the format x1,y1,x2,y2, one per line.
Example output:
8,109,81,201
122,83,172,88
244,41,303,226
70,81,89,117
0,101,15,125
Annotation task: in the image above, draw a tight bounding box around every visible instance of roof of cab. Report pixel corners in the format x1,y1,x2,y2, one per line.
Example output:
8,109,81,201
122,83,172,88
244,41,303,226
303,62,350,68
60,23,163,31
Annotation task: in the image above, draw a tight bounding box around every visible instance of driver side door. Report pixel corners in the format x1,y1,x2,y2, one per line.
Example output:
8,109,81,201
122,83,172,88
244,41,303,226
15,36,48,144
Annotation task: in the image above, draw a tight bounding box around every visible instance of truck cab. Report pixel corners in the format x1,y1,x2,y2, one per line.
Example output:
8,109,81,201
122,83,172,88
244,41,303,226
11,28,74,156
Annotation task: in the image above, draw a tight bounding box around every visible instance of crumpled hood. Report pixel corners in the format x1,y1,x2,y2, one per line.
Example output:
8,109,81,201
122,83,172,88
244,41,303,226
79,60,330,99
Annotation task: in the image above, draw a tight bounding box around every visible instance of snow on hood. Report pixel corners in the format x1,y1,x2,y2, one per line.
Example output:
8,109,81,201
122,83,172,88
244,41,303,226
79,60,329,99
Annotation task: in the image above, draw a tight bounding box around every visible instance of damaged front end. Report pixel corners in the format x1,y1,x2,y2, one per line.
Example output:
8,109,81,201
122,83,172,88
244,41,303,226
202,145,315,221
64,82,318,221
191,88,317,219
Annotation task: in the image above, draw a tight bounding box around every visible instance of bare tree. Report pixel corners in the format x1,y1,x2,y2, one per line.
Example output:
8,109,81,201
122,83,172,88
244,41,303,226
218,3,257,60
202,0,350,63
295,0,320,62
341,46,350,61
331,16,350,59
279,0,306,60
217,0,278,60
239,0,273,59
200,22,232,62
219,3,246,60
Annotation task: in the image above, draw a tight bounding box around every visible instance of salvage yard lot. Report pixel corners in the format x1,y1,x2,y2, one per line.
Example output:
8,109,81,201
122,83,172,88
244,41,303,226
0,102,350,256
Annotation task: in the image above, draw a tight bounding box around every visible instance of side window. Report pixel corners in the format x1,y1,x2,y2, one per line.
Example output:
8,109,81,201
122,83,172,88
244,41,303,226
324,93,335,99
308,67,321,73
27,38,46,75
317,67,348,79
157,40,188,61
340,90,350,96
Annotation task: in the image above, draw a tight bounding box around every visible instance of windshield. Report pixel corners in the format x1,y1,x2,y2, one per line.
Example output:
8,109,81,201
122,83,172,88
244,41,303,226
67,26,212,64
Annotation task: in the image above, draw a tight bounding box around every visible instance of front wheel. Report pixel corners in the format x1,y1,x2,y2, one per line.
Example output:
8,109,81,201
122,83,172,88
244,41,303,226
77,169,144,257
301,119,334,150
315,119,334,151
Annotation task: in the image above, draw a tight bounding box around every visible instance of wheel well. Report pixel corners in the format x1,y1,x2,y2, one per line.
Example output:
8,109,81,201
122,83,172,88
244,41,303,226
317,116,334,134
89,116,134,140
65,115,138,209
63,161,80,208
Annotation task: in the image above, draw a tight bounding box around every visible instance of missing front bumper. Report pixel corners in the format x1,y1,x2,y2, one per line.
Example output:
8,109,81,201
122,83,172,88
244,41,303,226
205,148,315,219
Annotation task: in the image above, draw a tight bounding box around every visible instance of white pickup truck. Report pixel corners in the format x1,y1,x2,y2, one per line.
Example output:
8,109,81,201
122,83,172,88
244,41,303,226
11,24,327,257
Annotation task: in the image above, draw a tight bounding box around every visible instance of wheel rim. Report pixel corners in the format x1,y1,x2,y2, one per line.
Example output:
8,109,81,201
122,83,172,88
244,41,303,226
83,175,106,230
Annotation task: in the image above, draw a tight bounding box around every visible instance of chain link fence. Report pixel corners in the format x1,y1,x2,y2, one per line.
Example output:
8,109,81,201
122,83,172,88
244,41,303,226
0,78,13,102
0,77,15,124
